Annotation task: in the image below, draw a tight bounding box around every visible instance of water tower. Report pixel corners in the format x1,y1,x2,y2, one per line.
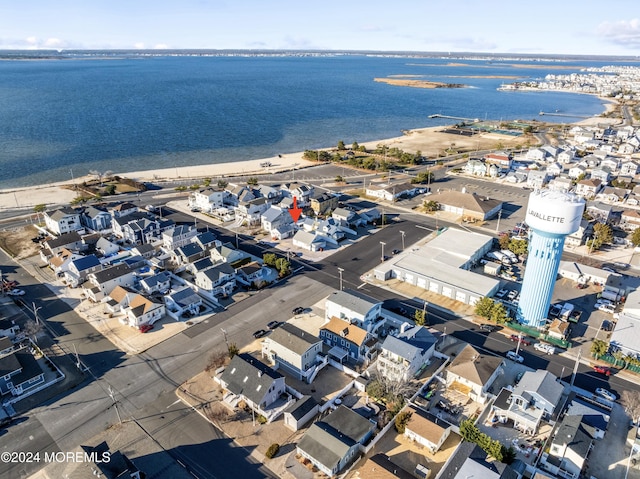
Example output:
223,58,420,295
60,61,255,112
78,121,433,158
517,190,585,328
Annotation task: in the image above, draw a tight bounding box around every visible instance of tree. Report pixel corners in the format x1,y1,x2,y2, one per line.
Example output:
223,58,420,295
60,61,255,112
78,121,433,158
424,200,439,212
265,443,280,459
217,179,228,189
490,302,509,324
365,379,386,400
589,222,613,251
89,169,113,186
394,410,412,433
498,233,511,250
263,253,277,266
352,141,360,151
24,320,43,345
203,177,212,187
247,177,259,186
508,238,528,256
104,184,116,195
591,339,608,358
410,171,434,185
274,258,291,277
474,297,495,319
227,343,239,358
621,390,640,425
335,175,344,183
414,309,426,326
337,140,346,150
33,204,46,214
631,228,640,247
205,350,228,372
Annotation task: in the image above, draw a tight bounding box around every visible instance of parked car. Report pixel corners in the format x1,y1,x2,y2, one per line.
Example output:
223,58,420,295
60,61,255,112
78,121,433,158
292,306,304,315
391,249,401,255
534,342,556,355
593,365,611,376
515,371,525,384
139,324,154,333
506,351,524,363
597,303,616,314
267,321,281,330
595,387,617,401
495,289,508,299
602,320,613,332
575,283,588,289
480,324,496,332
7,289,25,296
253,329,268,339
507,290,518,301
510,334,532,346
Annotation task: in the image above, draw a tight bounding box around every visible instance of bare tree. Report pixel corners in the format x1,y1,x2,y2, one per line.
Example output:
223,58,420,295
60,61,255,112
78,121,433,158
205,350,228,372
23,320,44,344
621,390,640,425
89,170,113,186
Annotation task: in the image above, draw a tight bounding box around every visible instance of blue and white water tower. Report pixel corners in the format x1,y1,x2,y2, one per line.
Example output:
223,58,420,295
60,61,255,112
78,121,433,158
518,190,585,328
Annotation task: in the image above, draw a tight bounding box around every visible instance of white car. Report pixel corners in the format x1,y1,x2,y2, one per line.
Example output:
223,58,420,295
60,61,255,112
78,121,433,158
7,289,25,296
597,304,616,314
595,387,617,401
534,342,556,355
506,351,524,363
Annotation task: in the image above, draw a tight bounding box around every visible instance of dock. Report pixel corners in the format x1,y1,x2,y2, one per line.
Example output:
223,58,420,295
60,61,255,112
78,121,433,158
428,114,479,122
539,111,592,119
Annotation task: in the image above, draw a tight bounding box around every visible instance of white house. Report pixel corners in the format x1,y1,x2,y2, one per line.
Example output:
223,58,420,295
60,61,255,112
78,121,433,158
44,207,82,235
189,187,224,212
404,405,452,454
444,344,504,404
325,289,383,333
377,324,436,382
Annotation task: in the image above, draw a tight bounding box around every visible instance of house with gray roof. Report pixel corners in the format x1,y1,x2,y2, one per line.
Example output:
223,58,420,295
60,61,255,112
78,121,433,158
292,229,329,252
297,405,376,477
565,394,609,440
173,242,206,265
162,224,197,251
445,344,504,404
139,271,171,295
526,169,549,189
194,262,236,298
0,348,46,397
492,370,565,435
217,353,293,423
325,288,383,334
80,206,112,232
261,206,294,235
41,231,84,262
283,395,319,431
164,286,203,318
261,323,325,383
44,207,82,235
377,324,436,382
540,414,595,479
64,254,103,287
210,243,251,266
85,263,135,301
192,231,219,251
188,257,215,275
438,441,521,479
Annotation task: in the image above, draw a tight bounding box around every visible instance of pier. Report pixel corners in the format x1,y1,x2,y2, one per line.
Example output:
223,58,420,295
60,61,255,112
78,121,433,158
428,114,479,122
539,111,592,119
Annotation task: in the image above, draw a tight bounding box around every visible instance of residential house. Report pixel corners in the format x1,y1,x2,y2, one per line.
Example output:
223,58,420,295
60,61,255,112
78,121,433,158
261,323,325,383
492,370,565,435
565,220,593,247
0,349,45,397
586,202,614,223
574,179,602,199
526,170,549,189
139,271,172,295
164,287,203,318
80,206,112,232
377,324,436,382
464,159,487,177
600,156,620,171
331,207,359,227
121,216,172,245
310,191,339,216
292,230,328,252
547,162,564,176
47,248,83,277
437,441,522,479
319,317,376,364
0,318,20,340
110,211,150,238
210,243,251,266
542,145,561,159
547,176,573,193
235,262,273,289
123,295,165,328
403,405,452,453
325,289,383,333
223,183,255,207
189,187,224,212
85,263,136,301
163,225,197,251
568,165,586,179
188,257,215,275
484,151,512,169
261,206,294,237
444,344,504,404
41,231,84,261
620,141,639,155
81,442,144,479
621,210,640,231
109,202,138,219
283,395,320,431
44,207,82,235
235,197,270,226
280,183,313,207
526,148,547,162
365,182,425,202
192,231,219,252
590,167,612,184
218,353,292,423
558,148,576,164
174,243,207,265
63,254,103,287
0,336,14,357
595,186,629,203
566,394,610,440
547,319,570,340
95,237,119,257
423,190,503,221
297,405,376,477
130,243,156,260
104,285,138,314
194,262,236,297
540,415,595,479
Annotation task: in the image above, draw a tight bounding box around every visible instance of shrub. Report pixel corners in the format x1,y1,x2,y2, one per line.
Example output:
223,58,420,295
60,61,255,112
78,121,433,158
394,410,412,433
257,414,267,424
265,443,280,459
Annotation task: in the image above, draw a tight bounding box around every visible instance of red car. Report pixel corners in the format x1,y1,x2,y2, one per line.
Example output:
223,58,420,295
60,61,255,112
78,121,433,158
139,324,154,333
593,365,611,376
510,334,532,346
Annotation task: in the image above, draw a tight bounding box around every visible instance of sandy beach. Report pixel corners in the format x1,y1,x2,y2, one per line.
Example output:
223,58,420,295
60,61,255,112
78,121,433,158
0,103,621,212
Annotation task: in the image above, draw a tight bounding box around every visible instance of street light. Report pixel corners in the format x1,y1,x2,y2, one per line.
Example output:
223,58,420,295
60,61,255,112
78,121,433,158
221,328,229,348
337,267,344,291
400,230,406,251
422,300,428,326
380,241,386,262
32,302,42,325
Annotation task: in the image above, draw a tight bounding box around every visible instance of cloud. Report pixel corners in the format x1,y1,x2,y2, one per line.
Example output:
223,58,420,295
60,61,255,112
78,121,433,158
597,18,640,48
134,42,146,49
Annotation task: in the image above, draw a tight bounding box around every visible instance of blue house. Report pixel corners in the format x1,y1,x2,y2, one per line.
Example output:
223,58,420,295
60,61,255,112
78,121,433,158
319,317,375,364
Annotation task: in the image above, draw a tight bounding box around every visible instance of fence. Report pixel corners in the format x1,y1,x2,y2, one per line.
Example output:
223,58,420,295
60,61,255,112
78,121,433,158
506,321,570,348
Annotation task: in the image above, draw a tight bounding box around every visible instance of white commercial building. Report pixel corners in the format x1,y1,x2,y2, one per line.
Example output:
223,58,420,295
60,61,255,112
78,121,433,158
373,228,499,305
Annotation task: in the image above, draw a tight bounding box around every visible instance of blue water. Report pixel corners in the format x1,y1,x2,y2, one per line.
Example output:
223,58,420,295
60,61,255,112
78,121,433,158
0,53,618,188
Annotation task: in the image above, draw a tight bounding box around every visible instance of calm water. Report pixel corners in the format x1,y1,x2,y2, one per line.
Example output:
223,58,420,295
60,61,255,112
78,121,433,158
0,53,617,188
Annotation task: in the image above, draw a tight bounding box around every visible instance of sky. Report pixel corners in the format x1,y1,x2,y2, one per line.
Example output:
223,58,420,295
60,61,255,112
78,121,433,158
1,0,639,56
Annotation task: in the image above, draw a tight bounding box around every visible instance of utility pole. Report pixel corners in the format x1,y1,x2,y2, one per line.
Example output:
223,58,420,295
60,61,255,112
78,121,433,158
108,386,122,425
570,348,582,387
515,333,522,356
422,300,428,326
32,302,42,325
495,209,502,233
380,241,386,263
400,230,406,251
338,267,344,291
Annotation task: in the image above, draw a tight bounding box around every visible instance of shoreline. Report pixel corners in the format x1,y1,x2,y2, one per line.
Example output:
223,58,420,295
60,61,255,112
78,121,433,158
0,101,622,211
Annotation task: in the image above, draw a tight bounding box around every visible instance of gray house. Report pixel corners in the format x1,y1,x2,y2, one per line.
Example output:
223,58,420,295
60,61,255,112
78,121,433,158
377,324,436,382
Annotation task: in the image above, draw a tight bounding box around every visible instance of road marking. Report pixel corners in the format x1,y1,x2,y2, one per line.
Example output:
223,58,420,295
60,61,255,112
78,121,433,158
357,283,366,289
165,399,182,410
